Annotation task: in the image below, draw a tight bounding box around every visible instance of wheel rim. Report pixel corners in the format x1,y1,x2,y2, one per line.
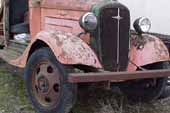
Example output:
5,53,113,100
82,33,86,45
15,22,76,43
31,59,61,108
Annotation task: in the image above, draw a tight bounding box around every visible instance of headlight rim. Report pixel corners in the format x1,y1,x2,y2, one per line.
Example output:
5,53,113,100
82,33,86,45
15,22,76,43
133,17,151,34
79,12,98,32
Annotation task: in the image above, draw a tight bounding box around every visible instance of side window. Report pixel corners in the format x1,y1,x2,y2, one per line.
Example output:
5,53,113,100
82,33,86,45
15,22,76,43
10,0,28,25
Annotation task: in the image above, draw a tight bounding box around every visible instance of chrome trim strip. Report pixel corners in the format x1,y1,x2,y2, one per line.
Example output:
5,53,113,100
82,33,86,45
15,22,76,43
112,8,123,66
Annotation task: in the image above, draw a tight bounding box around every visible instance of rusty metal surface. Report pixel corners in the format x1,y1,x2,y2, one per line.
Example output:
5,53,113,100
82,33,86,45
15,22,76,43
68,69,170,83
30,0,91,41
29,0,41,38
41,0,102,11
10,30,102,68
10,33,170,71
128,34,170,71
41,8,84,34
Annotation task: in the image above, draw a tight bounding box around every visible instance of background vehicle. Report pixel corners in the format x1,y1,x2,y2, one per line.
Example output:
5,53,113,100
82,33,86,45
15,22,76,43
0,0,170,113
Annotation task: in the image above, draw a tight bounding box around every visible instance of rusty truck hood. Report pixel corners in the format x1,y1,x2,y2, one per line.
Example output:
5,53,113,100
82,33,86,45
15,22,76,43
41,0,103,11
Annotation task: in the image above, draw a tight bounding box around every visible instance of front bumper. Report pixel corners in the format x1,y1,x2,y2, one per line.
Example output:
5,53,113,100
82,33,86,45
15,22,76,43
68,69,170,83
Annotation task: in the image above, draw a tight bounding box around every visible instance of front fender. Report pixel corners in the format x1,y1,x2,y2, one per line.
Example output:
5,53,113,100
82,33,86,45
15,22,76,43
128,34,170,71
11,30,102,68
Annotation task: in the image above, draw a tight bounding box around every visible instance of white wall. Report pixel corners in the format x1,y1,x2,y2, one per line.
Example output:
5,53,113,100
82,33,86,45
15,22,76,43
119,0,170,35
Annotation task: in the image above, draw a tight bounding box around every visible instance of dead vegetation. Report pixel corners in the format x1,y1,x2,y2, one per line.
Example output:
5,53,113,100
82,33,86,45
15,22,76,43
73,87,170,113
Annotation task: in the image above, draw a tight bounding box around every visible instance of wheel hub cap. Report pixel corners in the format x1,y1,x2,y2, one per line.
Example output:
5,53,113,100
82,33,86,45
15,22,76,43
37,76,49,93
32,60,61,108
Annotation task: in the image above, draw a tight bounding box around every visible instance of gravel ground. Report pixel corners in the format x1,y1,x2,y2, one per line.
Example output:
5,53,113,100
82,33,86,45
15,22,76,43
0,61,170,113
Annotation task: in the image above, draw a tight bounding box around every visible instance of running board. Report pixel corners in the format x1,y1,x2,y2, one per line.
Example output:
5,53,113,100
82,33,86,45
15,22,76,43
68,69,170,83
0,40,27,63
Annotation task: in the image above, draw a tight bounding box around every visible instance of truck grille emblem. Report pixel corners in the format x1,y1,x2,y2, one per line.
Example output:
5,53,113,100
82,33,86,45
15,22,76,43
112,8,123,21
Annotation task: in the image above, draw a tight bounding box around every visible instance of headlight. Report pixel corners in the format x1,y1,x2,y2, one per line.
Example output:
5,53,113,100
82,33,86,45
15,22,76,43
80,12,98,32
133,17,151,34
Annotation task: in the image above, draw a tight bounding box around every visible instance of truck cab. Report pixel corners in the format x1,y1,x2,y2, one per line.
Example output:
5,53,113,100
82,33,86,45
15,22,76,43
0,0,170,113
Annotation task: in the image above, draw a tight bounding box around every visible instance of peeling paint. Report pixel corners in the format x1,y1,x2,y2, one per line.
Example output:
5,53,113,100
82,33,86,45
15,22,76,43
128,34,170,71
11,30,102,69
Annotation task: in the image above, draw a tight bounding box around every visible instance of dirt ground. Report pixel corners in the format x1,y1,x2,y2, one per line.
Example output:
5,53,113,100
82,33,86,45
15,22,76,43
0,60,170,113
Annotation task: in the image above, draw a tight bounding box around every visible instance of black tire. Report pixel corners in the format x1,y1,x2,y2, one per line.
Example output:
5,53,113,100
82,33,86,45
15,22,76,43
118,62,169,102
159,86,170,99
24,47,77,113
159,77,170,99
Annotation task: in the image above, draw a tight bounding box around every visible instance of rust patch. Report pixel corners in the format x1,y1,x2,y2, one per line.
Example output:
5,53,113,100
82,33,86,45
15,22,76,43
38,30,102,68
131,34,155,50
153,38,169,59
10,30,102,68
128,34,170,71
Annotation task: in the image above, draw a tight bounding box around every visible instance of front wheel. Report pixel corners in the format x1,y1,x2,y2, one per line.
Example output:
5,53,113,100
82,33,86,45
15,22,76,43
24,47,77,113
118,62,169,102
